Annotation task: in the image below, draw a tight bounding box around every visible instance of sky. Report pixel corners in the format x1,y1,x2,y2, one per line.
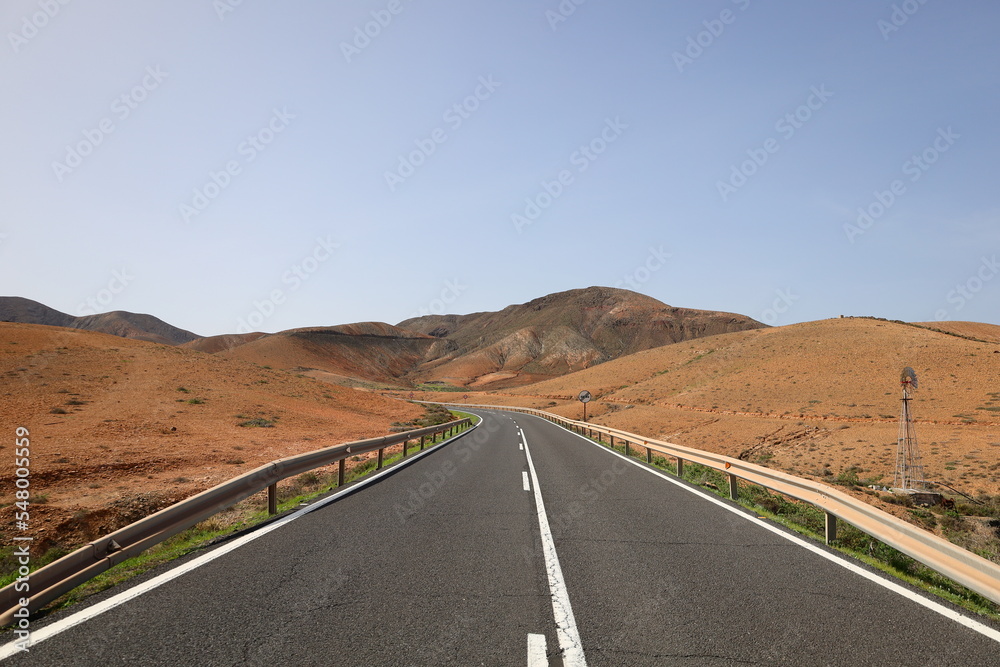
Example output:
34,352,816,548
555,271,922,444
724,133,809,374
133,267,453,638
1,0,998,337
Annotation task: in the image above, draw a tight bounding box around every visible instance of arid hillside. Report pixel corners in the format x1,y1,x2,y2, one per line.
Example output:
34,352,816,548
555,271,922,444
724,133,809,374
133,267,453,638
398,286,765,388
216,323,442,385
425,317,1000,497
916,321,1000,344
185,287,765,391
0,297,200,345
0,322,422,553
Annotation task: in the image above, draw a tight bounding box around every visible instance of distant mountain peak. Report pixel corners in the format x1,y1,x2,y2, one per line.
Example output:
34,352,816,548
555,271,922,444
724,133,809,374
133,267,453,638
0,297,200,345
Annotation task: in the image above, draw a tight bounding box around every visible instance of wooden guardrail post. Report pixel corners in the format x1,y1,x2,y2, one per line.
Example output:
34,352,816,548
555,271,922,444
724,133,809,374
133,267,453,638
826,513,838,544
267,483,278,515
338,459,346,487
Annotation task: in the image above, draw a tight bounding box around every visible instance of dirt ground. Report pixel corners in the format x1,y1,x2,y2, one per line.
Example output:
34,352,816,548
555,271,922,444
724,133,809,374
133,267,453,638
0,323,423,555
416,318,1000,528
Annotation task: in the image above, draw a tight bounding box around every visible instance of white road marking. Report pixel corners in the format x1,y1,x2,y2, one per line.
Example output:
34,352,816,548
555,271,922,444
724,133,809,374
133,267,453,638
527,633,548,666
545,417,1000,645
0,426,478,659
523,432,588,666
522,471,530,491
520,441,524,451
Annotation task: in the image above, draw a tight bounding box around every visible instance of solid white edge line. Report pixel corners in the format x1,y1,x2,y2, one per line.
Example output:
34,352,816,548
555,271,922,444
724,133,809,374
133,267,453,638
528,415,1000,645
522,471,530,492
522,431,588,666
527,632,548,666
0,425,478,659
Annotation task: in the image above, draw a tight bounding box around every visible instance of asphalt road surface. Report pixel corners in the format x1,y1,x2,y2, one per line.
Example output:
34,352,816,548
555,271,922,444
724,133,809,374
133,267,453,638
3,409,999,665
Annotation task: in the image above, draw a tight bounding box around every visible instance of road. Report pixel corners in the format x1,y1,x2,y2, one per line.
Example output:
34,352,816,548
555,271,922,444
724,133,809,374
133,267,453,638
3,409,999,665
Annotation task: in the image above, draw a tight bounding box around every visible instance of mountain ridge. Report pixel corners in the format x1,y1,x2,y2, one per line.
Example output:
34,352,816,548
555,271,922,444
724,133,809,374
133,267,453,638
0,296,200,345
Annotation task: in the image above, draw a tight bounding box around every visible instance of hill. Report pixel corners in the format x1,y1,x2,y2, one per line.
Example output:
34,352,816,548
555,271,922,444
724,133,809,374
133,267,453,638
915,321,1000,344
0,297,200,345
397,286,765,388
195,287,764,390
432,317,1000,497
0,322,422,552
217,323,441,386
182,332,268,353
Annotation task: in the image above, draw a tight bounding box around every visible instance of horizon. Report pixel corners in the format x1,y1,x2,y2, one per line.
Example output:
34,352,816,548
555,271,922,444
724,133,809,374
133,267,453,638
2,2,998,336
5,285,995,340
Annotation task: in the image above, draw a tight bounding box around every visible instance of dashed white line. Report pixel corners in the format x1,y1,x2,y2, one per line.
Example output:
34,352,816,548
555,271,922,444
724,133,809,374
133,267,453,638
527,633,548,666
523,432,588,666
522,471,530,491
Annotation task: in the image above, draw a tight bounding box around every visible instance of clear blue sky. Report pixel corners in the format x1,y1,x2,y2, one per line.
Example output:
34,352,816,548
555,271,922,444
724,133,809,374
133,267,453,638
2,0,998,336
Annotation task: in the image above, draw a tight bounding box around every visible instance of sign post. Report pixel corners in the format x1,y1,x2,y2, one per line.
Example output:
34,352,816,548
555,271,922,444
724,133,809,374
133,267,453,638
578,390,592,422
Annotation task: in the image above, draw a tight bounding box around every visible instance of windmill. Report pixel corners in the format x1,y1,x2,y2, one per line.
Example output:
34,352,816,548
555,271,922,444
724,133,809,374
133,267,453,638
893,367,927,491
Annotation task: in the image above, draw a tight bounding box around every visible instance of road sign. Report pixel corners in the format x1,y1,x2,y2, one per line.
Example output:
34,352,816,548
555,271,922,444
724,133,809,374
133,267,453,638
578,390,592,403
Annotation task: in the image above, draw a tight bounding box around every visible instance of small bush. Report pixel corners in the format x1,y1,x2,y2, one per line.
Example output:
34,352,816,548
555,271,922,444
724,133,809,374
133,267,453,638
238,418,275,428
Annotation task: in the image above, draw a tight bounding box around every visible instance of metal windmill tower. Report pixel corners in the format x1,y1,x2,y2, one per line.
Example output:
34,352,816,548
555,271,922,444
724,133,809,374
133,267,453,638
893,367,927,491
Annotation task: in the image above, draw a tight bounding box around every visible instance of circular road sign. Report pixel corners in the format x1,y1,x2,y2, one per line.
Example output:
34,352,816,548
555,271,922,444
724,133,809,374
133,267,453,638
578,390,592,403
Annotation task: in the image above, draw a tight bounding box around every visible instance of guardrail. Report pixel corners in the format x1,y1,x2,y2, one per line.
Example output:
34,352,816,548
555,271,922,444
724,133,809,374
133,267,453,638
451,403,1000,606
0,418,472,626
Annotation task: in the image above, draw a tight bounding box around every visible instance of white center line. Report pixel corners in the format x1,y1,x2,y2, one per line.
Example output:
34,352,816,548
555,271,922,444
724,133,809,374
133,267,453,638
523,432,588,666
522,471,530,491
527,633,548,666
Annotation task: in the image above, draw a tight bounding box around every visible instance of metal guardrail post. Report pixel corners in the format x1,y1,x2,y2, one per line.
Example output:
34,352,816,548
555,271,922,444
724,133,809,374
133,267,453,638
609,434,614,447
624,439,630,457
267,483,277,515
676,457,684,478
338,459,346,487
420,435,425,451
729,474,739,501
377,448,384,469
403,439,408,458
646,447,652,464
826,513,838,545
